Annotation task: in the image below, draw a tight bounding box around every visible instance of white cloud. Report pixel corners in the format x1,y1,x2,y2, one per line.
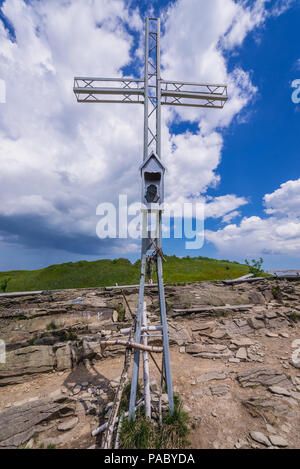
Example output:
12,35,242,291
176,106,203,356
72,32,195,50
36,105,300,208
161,0,261,132
264,178,300,216
205,194,247,219
206,178,300,257
0,0,294,260
223,0,268,49
271,0,297,17
222,210,241,223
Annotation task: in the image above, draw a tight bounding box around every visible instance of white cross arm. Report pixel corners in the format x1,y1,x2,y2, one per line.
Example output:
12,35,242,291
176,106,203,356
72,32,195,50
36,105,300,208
73,77,228,109
161,80,228,109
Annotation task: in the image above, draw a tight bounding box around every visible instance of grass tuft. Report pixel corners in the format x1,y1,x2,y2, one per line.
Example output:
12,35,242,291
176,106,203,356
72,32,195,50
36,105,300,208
119,393,190,449
46,321,57,331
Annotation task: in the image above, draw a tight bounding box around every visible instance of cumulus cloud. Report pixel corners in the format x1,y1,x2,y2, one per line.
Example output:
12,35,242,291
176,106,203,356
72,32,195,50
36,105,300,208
264,179,300,216
206,178,300,257
0,0,293,263
205,194,248,219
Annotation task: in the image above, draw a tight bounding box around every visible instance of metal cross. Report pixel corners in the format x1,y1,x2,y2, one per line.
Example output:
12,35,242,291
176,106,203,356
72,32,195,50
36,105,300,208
73,17,228,420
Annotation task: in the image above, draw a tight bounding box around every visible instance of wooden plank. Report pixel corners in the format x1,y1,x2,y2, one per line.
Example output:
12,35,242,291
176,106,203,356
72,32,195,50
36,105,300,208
272,275,300,280
267,270,300,274
172,304,254,317
0,290,44,298
173,304,253,312
100,339,163,353
105,284,158,291
222,276,267,285
233,273,254,281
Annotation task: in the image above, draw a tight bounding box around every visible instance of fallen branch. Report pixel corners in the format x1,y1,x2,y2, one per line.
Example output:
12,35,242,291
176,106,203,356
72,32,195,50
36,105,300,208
171,304,254,317
100,340,163,353
114,414,124,449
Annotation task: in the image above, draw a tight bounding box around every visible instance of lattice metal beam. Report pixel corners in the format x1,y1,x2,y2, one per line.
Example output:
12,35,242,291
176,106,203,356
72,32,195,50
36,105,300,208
161,80,228,108
73,77,144,104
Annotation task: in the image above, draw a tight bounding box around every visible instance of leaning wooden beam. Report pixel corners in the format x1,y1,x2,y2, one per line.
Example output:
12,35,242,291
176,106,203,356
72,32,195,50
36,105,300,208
120,288,135,320
102,314,136,449
92,400,144,436
100,340,163,353
159,353,165,425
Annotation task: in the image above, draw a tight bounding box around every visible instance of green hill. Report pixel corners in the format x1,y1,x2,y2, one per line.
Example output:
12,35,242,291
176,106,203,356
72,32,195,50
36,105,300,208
0,256,250,293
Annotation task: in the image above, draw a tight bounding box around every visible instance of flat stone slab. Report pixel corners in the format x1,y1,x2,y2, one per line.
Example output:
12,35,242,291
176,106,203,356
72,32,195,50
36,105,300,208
231,338,254,348
269,435,288,447
191,322,214,332
188,343,233,359
208,330,228,339
0,396,75,448
269,386,291,397
210,384,230,396
250,431,271,447
57,417,78,432
186,343,227,354
237,368,292,389
196,371,228,383
236,348,248,360
243,397,292,419
266,332,279,338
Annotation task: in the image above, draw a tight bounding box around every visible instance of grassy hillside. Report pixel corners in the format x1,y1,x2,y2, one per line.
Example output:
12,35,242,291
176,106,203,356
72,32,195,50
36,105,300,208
0,256,249,292
0,256,250,293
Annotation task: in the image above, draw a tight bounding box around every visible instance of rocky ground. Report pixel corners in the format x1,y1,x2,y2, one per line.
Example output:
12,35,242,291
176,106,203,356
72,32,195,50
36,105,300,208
0,278,300,449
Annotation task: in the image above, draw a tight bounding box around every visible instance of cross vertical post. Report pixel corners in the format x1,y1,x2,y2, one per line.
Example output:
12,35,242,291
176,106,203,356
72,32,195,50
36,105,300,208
129,17,175,419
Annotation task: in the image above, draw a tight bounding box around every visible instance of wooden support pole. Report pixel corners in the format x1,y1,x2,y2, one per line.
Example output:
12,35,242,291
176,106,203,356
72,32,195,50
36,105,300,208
102,304,136,449
120,325,162,335
100,339,163,353
142,302,151,419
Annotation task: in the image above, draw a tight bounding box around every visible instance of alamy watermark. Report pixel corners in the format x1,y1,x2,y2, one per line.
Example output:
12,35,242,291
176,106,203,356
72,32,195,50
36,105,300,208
96,195,204,250
291,79,300,104
0,340,6,364
0,79,6,104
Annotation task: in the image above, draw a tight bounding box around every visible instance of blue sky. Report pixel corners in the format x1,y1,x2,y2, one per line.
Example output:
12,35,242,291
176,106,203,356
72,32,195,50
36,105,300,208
0,0,299,272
